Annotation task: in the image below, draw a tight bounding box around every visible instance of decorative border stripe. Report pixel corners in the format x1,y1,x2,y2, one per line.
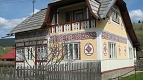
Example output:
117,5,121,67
50,32,97,42
16,30,49,40
102,31,127,44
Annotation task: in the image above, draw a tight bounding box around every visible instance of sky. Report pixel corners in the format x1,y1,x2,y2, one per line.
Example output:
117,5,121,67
0,0,143,38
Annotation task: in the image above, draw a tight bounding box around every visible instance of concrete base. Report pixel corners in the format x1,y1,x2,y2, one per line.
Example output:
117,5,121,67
101,67,134,80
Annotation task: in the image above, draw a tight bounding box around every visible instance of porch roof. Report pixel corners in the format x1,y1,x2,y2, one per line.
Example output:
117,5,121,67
0,48,15,59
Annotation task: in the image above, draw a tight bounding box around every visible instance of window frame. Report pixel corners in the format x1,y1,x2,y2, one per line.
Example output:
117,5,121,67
65,12,72,22
37,45,47,60
129,47,133,58
63,42,80,60
27,47,34,60
112,8,120,24
74,9,83,21
108,42,116,59
16,48,25,61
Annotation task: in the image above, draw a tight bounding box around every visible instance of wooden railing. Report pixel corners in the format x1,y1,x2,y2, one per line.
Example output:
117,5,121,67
51,19,96,33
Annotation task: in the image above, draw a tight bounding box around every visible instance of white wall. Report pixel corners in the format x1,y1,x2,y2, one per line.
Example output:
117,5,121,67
101,58,134,72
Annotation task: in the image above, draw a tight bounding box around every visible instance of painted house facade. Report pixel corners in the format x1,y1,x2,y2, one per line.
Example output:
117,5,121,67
9,0,139,79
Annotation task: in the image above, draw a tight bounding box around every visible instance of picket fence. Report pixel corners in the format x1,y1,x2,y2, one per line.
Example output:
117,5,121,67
0,61,101,80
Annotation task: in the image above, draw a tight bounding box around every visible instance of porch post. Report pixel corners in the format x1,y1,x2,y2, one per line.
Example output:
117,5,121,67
97,30,102,60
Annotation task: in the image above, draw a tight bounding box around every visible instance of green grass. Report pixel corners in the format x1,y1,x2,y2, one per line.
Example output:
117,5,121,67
119,72,143,80
133,23,143,50
0,47,13,56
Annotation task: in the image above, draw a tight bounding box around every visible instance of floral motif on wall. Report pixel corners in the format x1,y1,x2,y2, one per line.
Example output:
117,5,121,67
84,43,94,56
102,31,127,44
52,46,59,56
50,32,96,42
118,45,121,55
103,42,107,56
124,46,126,56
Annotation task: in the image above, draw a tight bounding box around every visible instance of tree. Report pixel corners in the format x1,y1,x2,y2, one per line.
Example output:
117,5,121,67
138,20,141,23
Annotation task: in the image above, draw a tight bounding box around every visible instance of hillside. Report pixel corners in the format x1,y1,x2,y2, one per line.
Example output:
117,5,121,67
0,38,15,47
0,38,15,56
132,23,143,53
0,47,13,56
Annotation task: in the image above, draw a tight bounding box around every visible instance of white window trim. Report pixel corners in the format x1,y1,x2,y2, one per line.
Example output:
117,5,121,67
108,41,116,59
74,10,83,21
129,47,133,58
63,42,80,60
37,45,47,60
112,8,120,25
16,48,24,60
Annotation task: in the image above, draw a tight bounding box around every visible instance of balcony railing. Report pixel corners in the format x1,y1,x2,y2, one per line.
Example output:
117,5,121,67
51,19,96,33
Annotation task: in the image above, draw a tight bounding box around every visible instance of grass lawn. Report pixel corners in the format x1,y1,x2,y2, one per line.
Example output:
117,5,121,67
0,47,13,56
120,72,143,80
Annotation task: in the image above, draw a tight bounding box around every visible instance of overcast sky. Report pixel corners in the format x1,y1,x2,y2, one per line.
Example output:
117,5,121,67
0,0,143,38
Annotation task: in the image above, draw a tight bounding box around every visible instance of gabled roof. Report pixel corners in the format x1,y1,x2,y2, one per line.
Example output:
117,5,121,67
9,8,47,34
44,0,139,48
0,48,15,59
47,0,116,19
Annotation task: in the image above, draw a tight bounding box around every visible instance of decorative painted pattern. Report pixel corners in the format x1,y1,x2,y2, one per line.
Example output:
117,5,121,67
84,43,94,56
103,42,107,56
16,40,47,47
50,32,96,42
124,46,126,56
16,30,49,40
52,46,59,56
118,45,121,54
102,31,127,44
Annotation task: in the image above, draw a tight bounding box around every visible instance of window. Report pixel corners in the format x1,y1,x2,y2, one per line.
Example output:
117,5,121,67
65,12,71,22
37,46,47,60
63,43,79,60
129,47,133,58
84,7,88,19
74,10,83,21
27,47,34,60
112,8,119,23
16,48,24,60
109,42,116,58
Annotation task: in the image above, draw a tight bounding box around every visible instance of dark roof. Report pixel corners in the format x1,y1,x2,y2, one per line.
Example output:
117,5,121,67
0,48,15,59
9,8,47,34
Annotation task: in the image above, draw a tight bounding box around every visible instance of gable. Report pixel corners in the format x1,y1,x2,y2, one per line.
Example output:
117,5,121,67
44,0,140,48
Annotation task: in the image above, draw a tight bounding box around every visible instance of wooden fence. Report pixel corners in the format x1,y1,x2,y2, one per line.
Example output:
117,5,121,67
136,60,143,71
0,61,101,80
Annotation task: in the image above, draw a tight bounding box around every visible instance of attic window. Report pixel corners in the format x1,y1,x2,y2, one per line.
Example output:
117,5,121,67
112,8,119,24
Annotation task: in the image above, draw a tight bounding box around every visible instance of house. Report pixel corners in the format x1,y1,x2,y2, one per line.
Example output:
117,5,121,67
9,8,48,67
9,0,140,79
0,48,15,61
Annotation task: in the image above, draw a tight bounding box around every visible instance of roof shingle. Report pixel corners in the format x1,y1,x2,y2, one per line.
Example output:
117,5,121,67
9,8,47,34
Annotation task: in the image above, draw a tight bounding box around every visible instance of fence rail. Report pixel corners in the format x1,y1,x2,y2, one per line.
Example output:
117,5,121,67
0,61,101,80
136,60,143,71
